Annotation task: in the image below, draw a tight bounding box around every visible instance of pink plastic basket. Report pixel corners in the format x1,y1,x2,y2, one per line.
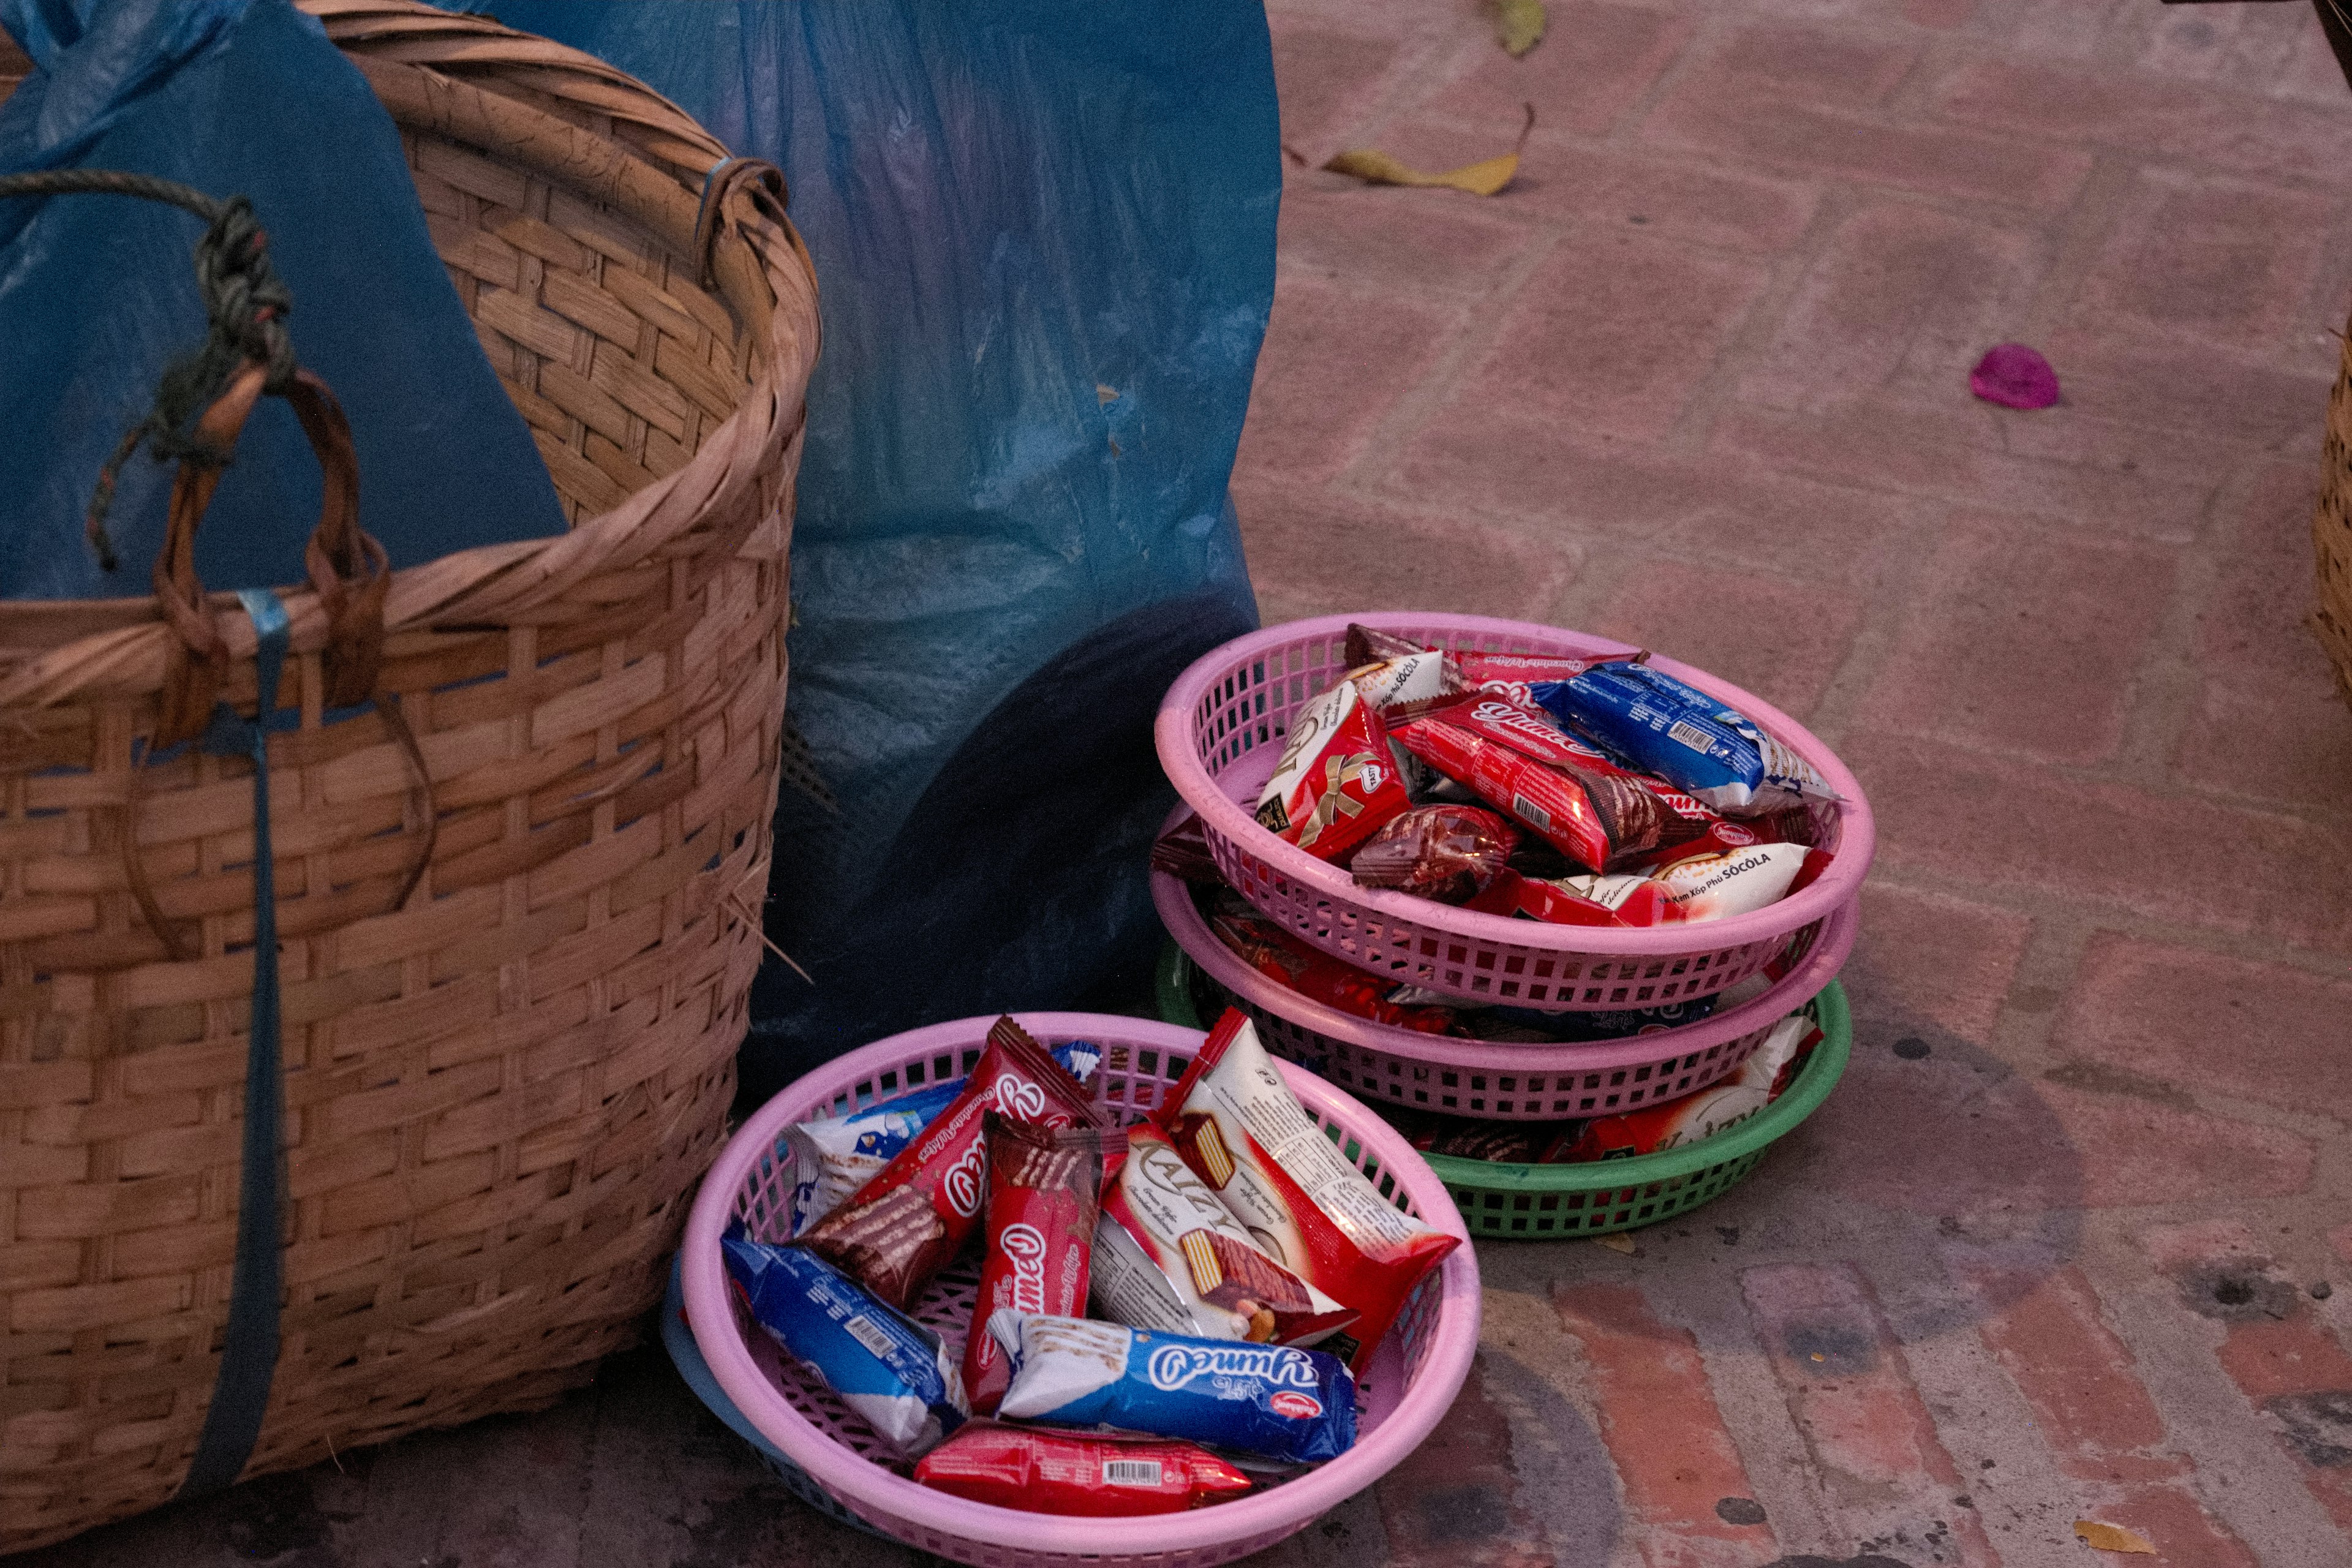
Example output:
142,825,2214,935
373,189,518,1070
680,1014,1482,1568
1156,612,1875,1011
1156,862,1857,1121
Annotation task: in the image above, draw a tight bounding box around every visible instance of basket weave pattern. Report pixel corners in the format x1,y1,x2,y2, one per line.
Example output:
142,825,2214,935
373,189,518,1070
2315,322,2352,707
0,2,819,1550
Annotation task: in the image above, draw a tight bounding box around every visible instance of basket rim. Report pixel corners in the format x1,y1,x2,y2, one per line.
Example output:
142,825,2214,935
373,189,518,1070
680,1012,1482,1560
0,0,819,709
1152,848,1858,1076
1153,611,1877,960
1419,981,1850,1191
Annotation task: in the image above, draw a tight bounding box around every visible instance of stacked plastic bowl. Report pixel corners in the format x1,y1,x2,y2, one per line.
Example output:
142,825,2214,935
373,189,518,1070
1153,614,1872,1238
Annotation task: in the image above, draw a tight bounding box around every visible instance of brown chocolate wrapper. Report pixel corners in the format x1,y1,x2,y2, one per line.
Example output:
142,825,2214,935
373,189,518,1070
1348,804,1519,903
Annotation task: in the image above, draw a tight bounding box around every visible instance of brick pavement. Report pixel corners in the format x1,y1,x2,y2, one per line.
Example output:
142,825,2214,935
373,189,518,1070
24,2,2352,1565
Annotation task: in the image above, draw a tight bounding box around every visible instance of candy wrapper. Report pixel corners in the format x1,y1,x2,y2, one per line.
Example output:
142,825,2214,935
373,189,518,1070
1455,648,1622,709
1210,899,1455,1035
1159,1011,1460,1371
1447,995,1719,1044
721,1235,967,1458
964,1114,1106,1417
1348,805,1518,903
1649,842,1811,922
913,1422,1254,1516
1530,661,1838,817
990,1311,1358,1466
1463,869,1637,929
799,1017,1106,1309
1150,812,1224,886
1254,680,1412,861
1091,1123,1356,1347
783,1042,1102,1236
1554,1012,1820,1161
1539,872,1684,927
1343,624,1468,725
1381,1110,1585,1163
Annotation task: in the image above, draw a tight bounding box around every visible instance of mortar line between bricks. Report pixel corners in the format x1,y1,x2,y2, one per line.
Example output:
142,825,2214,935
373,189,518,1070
1853,861,2352,983
1333,229,1566,494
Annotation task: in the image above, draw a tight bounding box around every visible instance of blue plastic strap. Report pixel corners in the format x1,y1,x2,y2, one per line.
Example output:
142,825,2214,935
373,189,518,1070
175,586,289,1499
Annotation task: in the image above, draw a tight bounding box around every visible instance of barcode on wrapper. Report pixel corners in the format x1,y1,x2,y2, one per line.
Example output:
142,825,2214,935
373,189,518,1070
1510,793,1551,831
1102,1458,1164,1488
842,1314,897,1359
1667,719,1714,754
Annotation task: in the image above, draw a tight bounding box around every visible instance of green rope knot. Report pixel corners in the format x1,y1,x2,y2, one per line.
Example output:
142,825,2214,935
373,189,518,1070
0,168,296,571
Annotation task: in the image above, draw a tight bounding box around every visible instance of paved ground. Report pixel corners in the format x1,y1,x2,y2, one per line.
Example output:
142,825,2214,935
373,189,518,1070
29,1,2352,1564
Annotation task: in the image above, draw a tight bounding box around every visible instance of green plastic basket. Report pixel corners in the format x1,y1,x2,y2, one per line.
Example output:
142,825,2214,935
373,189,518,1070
1154,942,1851,1239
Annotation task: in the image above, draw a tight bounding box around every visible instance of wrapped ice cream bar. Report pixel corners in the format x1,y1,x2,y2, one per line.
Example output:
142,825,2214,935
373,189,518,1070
1158,1011,1460,1371
799,1017,1106,1310
1091,1123,1355,1348
990,1311,1358,1466
1343,625,1468,726
1539,872,1684,927
964,1114,1105,1417
1555,1013,1820,1161
1454,647,1623,708
782,1041,1102,1236
1253,679,1412,861
1210,900,1456,1035
1149,812,1224,886
1649,842,1811,922
1347,804,1518,904
720,1235,967,1458
1529,661,1838,817
913,1422,1253,1516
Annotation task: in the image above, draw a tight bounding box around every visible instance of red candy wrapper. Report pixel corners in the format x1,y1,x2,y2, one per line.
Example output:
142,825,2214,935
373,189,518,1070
1423,696,1724,871
1455,648,1624,709
1210,900,1456,1033
1464,869,1631,928
914,1423,1253,1517
1555,1016,1820,1161
1159,1010,1461,1371
1091,1123,1357,1346
1254,679,1413,861
1395,716,1624,872
798,1017,1106,1311
1348,804,1518,903
963,1114,1105,1417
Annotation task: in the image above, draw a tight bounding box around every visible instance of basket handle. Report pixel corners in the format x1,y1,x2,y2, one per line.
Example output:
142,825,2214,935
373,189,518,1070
693,156,790,289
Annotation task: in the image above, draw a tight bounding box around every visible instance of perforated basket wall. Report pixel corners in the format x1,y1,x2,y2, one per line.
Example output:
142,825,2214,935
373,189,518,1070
0,4,819,1550
680,1014,1483,1568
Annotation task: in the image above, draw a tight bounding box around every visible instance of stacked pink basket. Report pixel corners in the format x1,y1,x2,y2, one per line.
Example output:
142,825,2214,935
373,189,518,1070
1152,613,1871,1191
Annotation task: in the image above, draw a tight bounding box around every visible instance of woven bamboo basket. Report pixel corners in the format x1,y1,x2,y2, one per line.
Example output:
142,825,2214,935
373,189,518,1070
0,1,820,1550
2316,319,2352,708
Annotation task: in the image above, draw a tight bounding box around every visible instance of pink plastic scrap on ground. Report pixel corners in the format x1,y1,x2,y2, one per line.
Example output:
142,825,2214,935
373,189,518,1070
1970,344,2060,410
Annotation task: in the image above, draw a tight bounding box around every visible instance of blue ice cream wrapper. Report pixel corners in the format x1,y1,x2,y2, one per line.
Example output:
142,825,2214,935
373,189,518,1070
1528,663,1836,818
721,1234,968,1457
990,1311,1356,1465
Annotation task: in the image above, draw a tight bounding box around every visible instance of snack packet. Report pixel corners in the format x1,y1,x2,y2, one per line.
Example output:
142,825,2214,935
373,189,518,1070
1454,648,1623,708
783,1042,1102,1235
1462,869,1633,928
720,1235,968,1458
913,1422,1253,1516
1091,1123,1356,1348
1529,661,1838,817
1149,812,1224,886
964,1114,1106,1417
1343,624,1468,725
990,1311,1358,1466
1348,804,1518,904
1539,872,1684,927
1649,842,1811,922
1253,680,1412,861
1158,1011,1461,1370
1380,1110,1584,1163
1209,900,1455,1034
798,1017,1106,1310
1554,1013,1820,1161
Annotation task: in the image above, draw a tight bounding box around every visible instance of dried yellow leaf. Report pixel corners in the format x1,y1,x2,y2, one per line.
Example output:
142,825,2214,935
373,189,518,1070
1492,0,1546,57
1594,1231,1637,1254
1321,104,1536,197
2073,1521,2157,1555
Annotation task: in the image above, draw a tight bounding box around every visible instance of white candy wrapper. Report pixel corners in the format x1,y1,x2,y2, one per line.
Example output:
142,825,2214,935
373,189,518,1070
1650,842,1809,922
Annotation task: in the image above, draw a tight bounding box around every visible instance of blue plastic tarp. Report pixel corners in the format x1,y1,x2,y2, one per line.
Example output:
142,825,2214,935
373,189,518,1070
478,2,1276,1096
0,0,564,600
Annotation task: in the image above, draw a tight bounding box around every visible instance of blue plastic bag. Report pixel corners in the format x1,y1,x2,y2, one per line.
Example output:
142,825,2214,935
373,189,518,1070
477,2,1276,1096
0,0,565,600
